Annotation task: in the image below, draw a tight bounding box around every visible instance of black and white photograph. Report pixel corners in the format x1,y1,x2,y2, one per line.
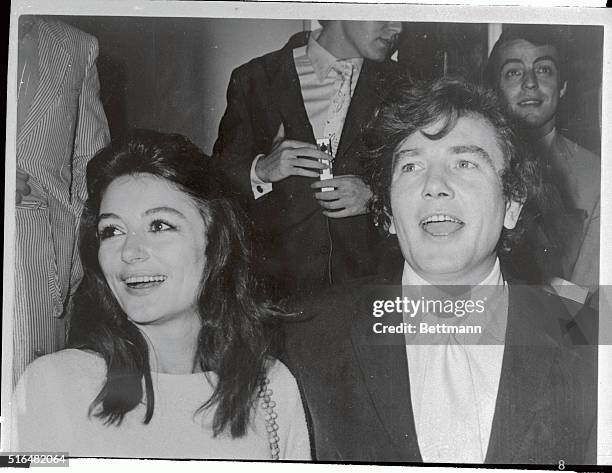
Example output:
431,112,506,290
2,0,610,469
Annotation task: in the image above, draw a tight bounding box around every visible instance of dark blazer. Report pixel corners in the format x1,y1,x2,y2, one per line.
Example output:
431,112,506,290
212,32,400,299
284,274,597,465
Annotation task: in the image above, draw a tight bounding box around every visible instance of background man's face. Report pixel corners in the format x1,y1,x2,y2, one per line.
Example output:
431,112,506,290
340,21,402,61
389,114,522,285
495,39,567,137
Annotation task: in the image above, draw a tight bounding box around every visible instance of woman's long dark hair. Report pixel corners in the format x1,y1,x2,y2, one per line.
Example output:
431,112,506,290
68,129,281,437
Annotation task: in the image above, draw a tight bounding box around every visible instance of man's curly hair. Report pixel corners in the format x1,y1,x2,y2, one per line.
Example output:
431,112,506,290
361,76,540,257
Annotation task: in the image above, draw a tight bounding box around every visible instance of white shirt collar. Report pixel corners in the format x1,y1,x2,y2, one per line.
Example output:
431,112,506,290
401,258,505,287
306,29,364,82
538,127,557,151
401,257,508,345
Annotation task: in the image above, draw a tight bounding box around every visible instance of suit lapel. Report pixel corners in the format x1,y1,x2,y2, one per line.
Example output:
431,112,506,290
268,42,387,158
486,285,561,463
347,279,566,463
349,281,422,462
268,37,315,144
335,60,380,163
18,19,70,148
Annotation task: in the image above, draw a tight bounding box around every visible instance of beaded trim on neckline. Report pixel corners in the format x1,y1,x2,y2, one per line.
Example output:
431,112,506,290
257,377,280,460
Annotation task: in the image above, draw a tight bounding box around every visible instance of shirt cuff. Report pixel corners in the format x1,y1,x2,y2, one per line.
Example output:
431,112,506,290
251,154,273,199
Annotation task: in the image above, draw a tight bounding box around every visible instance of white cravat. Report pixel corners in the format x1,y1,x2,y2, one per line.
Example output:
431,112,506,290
323,61,354,158
403,261,507,463
412,339,484,462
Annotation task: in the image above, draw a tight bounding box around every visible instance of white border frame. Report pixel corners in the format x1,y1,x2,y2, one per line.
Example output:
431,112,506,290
4,1,611,469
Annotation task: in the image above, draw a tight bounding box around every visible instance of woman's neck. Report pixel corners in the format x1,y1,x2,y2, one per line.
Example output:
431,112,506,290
137,314,203,375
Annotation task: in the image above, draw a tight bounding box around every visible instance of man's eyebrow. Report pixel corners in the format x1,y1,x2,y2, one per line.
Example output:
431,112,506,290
392,148,421,168
394,148,421,158
500,58,523,69
500,55,559,69
450,145,495,168
533,55,559,67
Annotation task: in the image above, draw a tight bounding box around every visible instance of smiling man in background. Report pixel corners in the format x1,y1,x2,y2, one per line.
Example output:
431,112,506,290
212,20,402,300
284,78,596,465
486,25,600,300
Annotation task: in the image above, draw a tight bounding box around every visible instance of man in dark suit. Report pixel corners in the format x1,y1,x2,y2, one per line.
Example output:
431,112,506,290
212,21,402,300
485,25,600,301
285,78,597,465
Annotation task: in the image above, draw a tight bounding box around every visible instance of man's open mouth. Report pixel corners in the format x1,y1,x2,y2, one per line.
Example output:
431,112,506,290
420,214,464,236
123,275,167,289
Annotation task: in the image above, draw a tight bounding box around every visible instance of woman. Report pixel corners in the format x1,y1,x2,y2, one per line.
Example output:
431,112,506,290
12,130,310,460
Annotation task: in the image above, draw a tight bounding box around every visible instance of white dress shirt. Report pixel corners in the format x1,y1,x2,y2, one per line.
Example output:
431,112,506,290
403,260,508,463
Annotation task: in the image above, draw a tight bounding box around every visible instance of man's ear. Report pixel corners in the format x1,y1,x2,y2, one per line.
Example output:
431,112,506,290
559,80,568,100
503,199,524,230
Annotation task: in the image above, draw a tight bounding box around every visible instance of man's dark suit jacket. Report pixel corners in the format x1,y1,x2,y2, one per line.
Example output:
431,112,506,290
212,32,399,299
284,274,597,465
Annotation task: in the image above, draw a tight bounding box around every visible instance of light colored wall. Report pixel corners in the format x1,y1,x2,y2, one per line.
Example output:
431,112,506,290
61,16,304,154
194,18,305,153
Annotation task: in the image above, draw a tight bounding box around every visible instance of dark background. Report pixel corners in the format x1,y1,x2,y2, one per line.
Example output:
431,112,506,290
54,17,603,156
